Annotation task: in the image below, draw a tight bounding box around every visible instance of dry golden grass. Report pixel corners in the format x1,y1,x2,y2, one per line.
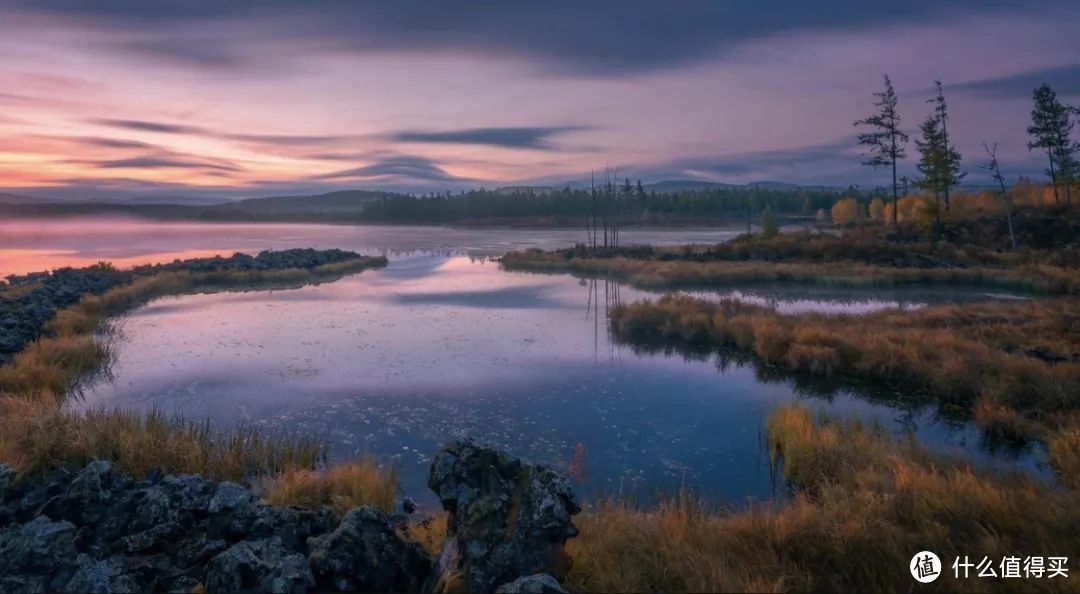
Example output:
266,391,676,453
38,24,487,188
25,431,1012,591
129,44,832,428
0,335,109,397
566,406,1080,593
611,295,1080,429
1049,430,1080,490
0,398,324,481
405,511,449,559
261,457,398,515
504,253,1080,295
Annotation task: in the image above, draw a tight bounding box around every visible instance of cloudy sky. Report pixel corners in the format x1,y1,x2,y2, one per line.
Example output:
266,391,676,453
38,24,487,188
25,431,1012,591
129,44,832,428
1,1,1078,199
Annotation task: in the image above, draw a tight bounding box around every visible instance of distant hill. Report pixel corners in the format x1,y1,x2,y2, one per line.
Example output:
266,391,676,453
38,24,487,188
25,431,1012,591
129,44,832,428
0,193,37,204
121,195,230,207
644,180,740,193
204,190,397,217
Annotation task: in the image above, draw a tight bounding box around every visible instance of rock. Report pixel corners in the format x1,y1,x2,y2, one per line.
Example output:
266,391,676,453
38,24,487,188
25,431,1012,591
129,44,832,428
130,474,213,532
208,481,260,537
204,537,313,594
43,460,131,527
426,440,580,594
253,505,336,554
0,575,46,594
308,506,431,592
495,574,568,594
64,555,138,593
402,496,417,514
0,464,14,497
0,516,79,590
167,576,203,593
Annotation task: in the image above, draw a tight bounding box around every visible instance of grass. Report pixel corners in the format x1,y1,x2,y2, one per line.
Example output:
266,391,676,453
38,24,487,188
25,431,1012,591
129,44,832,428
610,295,1080,441
503,250,1080,295
0,399,325,481
563,406,1080,593
261,457,398,515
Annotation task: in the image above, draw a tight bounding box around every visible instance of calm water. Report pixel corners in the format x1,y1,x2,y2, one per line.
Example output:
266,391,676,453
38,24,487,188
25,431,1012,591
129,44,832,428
4,218,1047,503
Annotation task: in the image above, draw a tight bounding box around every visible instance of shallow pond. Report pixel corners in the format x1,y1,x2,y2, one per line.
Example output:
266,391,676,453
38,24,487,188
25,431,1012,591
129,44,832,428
5,218,1048,503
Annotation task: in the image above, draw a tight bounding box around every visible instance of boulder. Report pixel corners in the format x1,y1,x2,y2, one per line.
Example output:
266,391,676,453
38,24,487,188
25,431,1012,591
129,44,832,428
0,516,79,590
204,537,313,594
64,555,138,593
208,481,260,537
426,440,580,594
308,506,431,592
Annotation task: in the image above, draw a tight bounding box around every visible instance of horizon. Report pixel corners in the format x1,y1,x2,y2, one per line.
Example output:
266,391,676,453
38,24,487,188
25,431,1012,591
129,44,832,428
1,1,1079,201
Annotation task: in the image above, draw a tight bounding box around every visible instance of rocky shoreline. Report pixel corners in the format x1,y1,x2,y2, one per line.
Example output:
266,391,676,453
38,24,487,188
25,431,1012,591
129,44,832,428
0,440,579,594
0,249,384,363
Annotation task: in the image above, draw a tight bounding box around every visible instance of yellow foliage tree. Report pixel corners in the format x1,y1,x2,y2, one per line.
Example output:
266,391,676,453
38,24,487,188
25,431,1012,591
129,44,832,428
815,208,828,223
830,198,864,225
868,197,886,222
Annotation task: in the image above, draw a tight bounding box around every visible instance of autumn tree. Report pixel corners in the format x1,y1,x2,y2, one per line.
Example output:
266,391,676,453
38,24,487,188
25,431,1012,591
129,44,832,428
855,74,909,225
868,197,886,221
831,197,863,225
1027,84,1075,207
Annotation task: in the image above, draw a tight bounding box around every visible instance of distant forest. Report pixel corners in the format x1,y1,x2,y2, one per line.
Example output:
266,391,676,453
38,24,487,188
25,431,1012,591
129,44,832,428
0,184,851,226
358,184,845,224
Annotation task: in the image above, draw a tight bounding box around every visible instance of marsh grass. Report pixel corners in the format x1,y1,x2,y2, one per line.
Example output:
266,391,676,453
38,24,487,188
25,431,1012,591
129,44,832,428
611,295,1080,425
0,399,325,481
503,251,1080,295
565,406,1080,593
261,457,398,515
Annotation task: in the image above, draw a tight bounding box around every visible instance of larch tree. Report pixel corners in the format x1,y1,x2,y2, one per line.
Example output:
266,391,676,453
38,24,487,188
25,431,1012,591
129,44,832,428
914,109,964,231
855,74,909,225
927,81,963,211
1027,83,1075,207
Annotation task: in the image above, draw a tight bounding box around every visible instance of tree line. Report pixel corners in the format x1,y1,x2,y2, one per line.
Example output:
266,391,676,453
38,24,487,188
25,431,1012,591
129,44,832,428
854,75,1078,239
358,182,845,227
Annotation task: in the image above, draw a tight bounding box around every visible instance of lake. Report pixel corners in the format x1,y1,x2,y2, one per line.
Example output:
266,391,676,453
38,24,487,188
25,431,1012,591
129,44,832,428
4,217,1049,503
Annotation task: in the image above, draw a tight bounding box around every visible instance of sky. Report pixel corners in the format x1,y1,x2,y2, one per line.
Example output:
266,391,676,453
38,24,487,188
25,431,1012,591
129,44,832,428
1,1,1078,200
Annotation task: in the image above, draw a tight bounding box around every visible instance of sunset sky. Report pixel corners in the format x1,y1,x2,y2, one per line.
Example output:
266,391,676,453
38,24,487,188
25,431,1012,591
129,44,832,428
1,1,1078,200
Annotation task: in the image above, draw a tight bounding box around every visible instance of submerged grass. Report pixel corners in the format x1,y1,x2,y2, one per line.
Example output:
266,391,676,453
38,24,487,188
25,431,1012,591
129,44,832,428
565,406,1080,593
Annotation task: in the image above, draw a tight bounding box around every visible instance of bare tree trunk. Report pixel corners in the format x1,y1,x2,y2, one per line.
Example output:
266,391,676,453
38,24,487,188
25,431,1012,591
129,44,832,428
890,137,899,227
1048,153,1060,205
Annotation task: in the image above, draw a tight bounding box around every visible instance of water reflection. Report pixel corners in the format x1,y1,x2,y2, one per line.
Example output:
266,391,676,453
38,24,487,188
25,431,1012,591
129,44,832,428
73,253,1049,504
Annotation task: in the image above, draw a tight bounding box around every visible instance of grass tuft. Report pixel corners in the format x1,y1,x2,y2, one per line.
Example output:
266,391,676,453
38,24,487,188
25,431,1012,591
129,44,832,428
261,457,398,515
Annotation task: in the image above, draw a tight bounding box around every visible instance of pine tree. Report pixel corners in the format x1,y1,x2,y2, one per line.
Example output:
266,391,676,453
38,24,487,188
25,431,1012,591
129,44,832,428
1027,84,1075,206
855,75,909,225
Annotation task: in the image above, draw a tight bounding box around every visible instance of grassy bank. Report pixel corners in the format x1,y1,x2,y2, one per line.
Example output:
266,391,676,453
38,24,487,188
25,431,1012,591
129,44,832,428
610,295,1079,444
503,249,1079,296
0,254,387,484
565,406,1080,593
501,221,1080,294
